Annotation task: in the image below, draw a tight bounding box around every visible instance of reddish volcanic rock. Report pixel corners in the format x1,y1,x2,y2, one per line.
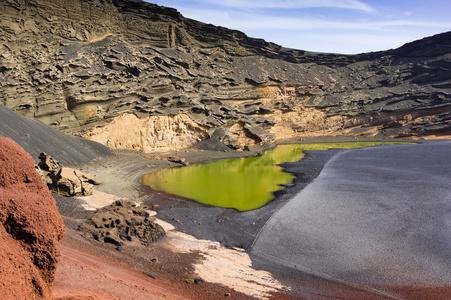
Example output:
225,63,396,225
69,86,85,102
0,137,65,299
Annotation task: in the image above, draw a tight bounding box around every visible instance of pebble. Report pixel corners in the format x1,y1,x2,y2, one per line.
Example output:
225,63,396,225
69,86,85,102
143,271,157,279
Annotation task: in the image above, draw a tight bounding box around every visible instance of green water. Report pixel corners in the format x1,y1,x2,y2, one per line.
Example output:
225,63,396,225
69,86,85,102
140,142,408,211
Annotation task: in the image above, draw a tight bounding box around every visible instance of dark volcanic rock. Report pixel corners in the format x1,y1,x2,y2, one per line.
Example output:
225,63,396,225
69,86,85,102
0,0,450,148
79,200,165,247
38,152,60,172
0,137,65,299
164,155,189,166
243,124,276,144
191,136,233,152
211,127,242,150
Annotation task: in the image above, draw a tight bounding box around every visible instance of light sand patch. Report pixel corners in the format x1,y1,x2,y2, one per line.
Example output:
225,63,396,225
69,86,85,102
77,190,126,211
194,247,287,299
74,196,287,298
155,218,288,299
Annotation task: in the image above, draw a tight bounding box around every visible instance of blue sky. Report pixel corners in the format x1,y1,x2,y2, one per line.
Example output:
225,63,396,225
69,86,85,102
144,0,451,54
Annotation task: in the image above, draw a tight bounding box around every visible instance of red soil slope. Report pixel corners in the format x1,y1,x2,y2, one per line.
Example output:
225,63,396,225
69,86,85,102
0,137,65,299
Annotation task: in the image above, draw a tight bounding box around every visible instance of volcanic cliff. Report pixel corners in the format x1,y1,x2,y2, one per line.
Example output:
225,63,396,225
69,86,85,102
1,0,450,152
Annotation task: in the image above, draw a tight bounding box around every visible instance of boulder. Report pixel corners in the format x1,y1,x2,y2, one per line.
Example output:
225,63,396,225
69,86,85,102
191,136,233,152
53,167,102,197
38,152,60,172
33,152,102,197
244,124,276,144
0,137,65,299
78,200,165,247
164,156,189,166
211,127,242,150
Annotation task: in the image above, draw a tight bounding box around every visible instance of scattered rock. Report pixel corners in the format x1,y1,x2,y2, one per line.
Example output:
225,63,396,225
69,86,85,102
79,200,165,247
244,124,276,145
36,165,53,185
35,152,102,197
164,156,189,166
211,128,241,150
52,167,101,197
191,136,233,152
279,183,294,188
194,278,204,285
38,152,60,171
143,272,157,279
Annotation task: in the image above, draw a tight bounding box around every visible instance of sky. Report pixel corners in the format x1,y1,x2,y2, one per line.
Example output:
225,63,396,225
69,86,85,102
144,0,451,54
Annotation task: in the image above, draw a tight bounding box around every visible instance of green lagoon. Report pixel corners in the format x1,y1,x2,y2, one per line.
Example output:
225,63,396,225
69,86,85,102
140,142,408,211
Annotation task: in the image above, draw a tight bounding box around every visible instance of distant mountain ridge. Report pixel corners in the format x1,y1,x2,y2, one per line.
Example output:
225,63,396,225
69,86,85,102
1,0,450,152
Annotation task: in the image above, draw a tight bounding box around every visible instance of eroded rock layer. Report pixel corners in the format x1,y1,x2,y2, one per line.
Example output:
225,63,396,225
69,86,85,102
0,137,65,299
79,200,165,247
1,0,450,151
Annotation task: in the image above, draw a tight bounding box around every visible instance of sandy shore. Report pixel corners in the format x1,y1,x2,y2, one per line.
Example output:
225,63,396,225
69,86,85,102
53,137,451,299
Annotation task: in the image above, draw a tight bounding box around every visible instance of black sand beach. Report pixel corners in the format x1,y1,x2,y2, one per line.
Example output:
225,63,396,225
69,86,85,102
252,141,451,298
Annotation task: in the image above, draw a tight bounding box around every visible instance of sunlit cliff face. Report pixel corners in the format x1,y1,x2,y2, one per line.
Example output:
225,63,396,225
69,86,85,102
85,113,209,152
1,0,450,153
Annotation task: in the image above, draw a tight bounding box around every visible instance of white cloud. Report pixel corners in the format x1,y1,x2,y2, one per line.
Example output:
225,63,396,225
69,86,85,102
146,0,451,53
290,33,418,53
181,8,451,32
195,0,375,12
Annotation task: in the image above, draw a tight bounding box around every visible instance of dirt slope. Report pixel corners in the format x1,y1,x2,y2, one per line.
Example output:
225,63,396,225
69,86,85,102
0,137,65,299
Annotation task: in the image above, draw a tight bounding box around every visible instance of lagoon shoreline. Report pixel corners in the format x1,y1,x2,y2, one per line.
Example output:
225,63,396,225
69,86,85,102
53,136,451,299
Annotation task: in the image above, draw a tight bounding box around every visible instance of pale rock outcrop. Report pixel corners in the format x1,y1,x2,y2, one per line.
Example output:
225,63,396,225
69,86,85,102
36,153,101,197
53,167,102,197
85,113,210,152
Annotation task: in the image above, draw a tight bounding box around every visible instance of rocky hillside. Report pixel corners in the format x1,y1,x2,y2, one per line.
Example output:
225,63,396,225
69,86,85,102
0,137,65,299
1,0,450,152
0,104,113,166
